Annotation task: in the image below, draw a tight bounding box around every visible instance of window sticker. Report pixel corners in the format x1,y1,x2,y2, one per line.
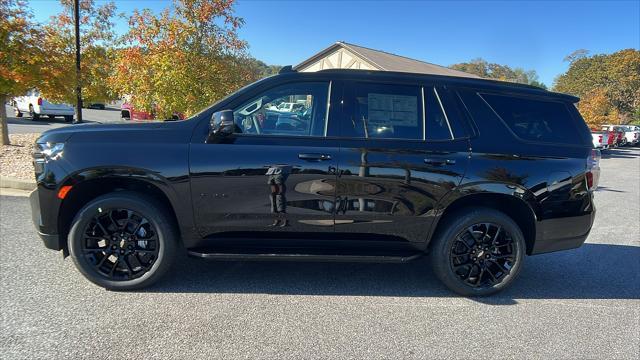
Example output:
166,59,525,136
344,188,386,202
367,93,417,127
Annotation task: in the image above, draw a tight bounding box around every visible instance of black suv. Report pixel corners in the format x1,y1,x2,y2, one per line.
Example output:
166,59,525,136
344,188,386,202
30,69,599,296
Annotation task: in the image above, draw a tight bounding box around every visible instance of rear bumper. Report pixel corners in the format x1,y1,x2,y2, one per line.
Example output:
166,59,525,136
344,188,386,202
530,209,596,255
29,189,62,251
38,109,74,116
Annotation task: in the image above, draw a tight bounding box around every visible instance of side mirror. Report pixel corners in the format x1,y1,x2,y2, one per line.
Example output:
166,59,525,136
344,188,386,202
210,110,235,136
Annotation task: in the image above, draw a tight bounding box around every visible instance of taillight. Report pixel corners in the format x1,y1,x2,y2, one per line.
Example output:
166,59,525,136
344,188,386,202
586,149,601,191
598,135,603,143
37,97,42,105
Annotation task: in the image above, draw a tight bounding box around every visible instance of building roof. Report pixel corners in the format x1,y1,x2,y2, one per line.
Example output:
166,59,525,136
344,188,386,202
293,41,481,79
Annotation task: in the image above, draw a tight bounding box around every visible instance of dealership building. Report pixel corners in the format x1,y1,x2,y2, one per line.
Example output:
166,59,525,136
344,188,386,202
293,41,479,78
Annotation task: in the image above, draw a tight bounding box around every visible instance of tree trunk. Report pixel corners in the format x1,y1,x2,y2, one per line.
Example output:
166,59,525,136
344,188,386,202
1,94,9,145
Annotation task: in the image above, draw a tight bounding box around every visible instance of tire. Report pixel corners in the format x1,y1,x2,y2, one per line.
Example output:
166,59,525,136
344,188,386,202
48,115,57,119
14,108,22,117
64,115,73,123
29,105,39,120
429,207,525,296
68,191,178,290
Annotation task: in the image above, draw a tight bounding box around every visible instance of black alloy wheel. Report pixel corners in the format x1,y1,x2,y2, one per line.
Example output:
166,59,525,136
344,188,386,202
449,223,516,288
81,208,160,281
68,192,177,290
429,207,525,296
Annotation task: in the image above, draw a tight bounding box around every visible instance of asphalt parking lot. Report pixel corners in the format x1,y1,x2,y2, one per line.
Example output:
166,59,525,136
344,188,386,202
1,148,638,359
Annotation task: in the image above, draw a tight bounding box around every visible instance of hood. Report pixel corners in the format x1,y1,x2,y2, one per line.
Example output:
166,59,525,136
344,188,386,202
37,121,166,144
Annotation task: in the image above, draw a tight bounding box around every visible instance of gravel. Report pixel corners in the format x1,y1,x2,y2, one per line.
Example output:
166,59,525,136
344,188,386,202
0,133,38,181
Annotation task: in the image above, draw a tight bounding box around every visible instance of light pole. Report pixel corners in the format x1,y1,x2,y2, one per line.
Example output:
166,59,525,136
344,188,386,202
73,0,83,124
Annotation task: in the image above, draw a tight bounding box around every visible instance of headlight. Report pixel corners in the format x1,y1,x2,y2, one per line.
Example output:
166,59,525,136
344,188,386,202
34,142,65,161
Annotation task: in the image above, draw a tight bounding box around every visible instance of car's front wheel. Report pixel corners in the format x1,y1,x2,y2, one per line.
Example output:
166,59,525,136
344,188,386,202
68,192,177,290
429,207,525,296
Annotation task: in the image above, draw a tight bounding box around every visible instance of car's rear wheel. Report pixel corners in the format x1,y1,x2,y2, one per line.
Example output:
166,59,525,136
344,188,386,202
68,192,177,290
48,115,56,119
429,207,525,296
29,105,39,120
64,115,73,122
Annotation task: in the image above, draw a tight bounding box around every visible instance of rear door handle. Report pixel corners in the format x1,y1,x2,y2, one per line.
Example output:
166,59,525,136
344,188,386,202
298,153,332,161
424,158,456,166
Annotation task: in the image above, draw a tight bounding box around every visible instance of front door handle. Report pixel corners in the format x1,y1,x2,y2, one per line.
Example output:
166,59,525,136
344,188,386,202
298,153,332,161
424,158,456,166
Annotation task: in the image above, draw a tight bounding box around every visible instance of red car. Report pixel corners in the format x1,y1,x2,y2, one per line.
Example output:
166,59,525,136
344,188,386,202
121,102,184,121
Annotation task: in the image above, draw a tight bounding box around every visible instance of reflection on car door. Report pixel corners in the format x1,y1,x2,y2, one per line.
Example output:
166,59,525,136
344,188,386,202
334,82,470,244
189,81,340,244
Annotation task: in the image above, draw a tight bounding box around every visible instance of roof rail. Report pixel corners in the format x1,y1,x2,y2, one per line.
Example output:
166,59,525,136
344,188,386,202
279,65,295,74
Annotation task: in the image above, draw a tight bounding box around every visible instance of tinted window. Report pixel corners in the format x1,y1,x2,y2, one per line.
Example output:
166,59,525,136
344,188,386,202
233,82,328,137
425,87,453,140
482,93,582,144
436,87,473,138
344,83,422,140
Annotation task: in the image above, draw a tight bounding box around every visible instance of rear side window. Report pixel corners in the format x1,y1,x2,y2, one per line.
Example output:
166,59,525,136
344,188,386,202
482,93,582,144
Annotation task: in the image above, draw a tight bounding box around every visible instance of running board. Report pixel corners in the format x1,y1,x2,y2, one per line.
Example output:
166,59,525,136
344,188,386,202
187,250,423,263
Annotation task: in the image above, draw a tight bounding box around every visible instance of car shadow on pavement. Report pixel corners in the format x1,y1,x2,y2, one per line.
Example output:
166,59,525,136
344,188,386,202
146,243,640,302
601,148,640,159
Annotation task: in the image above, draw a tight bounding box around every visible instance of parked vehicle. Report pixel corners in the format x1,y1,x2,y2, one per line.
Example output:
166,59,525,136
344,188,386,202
30,69,598,296
602,125,627,147
85,103,106,110
121,102,184,121
13,90,74,122
591,130,609,150
619,125,639,146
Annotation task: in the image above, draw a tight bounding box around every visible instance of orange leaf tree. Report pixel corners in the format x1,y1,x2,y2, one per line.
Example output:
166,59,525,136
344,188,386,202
0,0,44,144
37,0,118,106
110,0,260,119
555,49,640,126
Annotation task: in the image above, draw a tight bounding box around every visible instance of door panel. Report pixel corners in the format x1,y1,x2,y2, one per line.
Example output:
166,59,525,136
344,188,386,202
190,136,338,239
335,139,469,243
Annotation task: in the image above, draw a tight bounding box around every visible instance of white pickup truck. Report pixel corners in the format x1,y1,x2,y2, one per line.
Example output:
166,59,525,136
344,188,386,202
13,90,74,122
619,125,640,146
591,130,610,150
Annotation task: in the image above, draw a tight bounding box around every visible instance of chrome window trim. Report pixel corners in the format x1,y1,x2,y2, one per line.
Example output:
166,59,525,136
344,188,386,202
421,86,426,140
323,80,332,137
433,87,454,140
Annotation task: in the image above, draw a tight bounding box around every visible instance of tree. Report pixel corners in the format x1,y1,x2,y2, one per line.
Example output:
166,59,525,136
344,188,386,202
450,58,546,89
38,0,118,106
554,49,640,126
110,0,259,119
0,0,43,145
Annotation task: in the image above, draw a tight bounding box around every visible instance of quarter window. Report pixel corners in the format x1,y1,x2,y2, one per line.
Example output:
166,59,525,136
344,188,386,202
425,87,453,140
482,93,582,144
232,82,329,137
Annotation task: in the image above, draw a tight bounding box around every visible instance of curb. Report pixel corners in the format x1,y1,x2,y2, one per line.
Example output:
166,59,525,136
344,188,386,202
0,177,36,191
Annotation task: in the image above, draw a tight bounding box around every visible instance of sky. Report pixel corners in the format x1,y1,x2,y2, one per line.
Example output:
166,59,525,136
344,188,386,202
29,0,640,87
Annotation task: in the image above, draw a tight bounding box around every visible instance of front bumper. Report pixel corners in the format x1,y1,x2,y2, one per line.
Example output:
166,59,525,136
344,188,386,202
29,189,62,251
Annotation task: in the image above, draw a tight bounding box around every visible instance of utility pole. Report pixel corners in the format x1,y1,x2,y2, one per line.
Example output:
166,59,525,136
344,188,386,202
73,0,83,124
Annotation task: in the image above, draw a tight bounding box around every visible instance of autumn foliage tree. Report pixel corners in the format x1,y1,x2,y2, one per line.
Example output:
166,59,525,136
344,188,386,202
450,58,547,89
554,49,640,126
110,0,260,119
38,0,118,106
0,0,44,145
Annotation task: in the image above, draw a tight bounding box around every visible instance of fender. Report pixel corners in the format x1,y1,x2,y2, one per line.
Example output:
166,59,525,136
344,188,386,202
426,181,540,248
58,166,197,242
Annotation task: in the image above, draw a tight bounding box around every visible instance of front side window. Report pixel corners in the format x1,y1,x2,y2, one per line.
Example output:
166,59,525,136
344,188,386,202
344,83,422,140
233,82,329,137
